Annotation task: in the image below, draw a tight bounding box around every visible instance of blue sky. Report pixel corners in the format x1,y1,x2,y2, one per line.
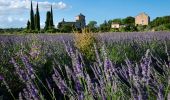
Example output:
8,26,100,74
0,0,170,28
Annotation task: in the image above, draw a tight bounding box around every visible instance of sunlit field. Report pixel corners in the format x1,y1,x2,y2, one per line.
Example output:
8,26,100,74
1,32,170,99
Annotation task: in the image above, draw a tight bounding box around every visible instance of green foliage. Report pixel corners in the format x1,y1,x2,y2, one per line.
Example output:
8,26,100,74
44,6,55,32
28,2,40,32
112,18,122,24
150,16,170,27
34,14,37,30
154,23,170,31
44,11,51,31
99,20,110,32
110,28,119,32
59,24,73,33
122,16,135,25
149,16,170,31
26,20,30,30
87,21,98,33
137,25,147,31
74,30,97,61
0,28,24,34
87,21,97,28
44,11,55,32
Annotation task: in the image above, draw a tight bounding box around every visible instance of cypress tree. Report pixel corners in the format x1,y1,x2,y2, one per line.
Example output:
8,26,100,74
50,5,54,28
30,1,35,30
44,11,51,30
27,20,30,30
36,3,40,31
34,14,37,30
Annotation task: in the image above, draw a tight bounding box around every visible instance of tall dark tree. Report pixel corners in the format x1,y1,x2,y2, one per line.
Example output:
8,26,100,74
34,14,37,29
27,20,30,30
44,11,51,30
35,3,40,30
50,5,54,28
30,1,35,30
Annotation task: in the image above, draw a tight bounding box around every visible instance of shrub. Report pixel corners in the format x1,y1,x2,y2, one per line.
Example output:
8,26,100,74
74,29,97,61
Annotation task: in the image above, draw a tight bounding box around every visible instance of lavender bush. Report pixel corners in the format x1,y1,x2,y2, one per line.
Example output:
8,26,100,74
0,32,170,100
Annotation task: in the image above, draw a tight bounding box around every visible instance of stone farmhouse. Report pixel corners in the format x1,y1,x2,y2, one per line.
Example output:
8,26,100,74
111,22,126,29
135,12,150,26
111,23,120,29
58,13,86,29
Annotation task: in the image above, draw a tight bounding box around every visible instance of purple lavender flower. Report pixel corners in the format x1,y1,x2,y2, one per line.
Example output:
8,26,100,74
52,74,69,95
125,59,134,82
157,84,164,100
26,81,40,100
140,50,151,85
29,45,40,59
75,53,84,77
19,92,23,100
75,79,84,100
0,75,4,81
94,43,102,66
45,79,52,92
21,55,35,79
11,57,29,82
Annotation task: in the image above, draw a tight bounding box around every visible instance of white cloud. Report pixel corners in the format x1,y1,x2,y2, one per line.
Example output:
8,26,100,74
0,0,70,28
0,16,27,28
38,1,68,10
0,0,69,12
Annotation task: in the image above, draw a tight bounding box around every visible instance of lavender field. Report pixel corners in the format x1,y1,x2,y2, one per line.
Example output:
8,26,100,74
1,32,170,100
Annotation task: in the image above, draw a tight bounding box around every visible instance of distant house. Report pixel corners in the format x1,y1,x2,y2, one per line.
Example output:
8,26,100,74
135,12,150,26
58,13,86,29
111,23,120,29
111,22,126,29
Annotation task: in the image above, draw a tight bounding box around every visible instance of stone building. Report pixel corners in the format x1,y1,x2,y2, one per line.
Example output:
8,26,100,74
111,22,126,29
135,12,150,26
58,13,86,29
111,23,120,29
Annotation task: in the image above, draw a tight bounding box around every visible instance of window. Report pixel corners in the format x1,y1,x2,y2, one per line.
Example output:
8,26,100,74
142,20,144,24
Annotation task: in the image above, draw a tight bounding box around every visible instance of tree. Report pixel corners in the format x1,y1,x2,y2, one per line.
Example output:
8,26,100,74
87,21,97,28
27,20,30,30
99,20,110,32
87,21,98,32
35,3,40,31
50,5,54,28
112,18,122,24
44,5,55,31
30,1,35,30
34,14,37,30
150,16,170,28
122,16,135,25
60,24,73,33
44,11,51,30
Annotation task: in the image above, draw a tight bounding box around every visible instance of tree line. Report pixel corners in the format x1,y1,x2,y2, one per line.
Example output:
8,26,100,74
87,15,170,33
26,1,55,33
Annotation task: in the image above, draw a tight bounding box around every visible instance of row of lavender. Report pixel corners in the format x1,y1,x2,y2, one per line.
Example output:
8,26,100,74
0,32,170,99
1,32,170,43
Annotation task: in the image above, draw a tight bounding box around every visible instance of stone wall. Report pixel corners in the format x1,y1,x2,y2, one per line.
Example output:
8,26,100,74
135,13,150,25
